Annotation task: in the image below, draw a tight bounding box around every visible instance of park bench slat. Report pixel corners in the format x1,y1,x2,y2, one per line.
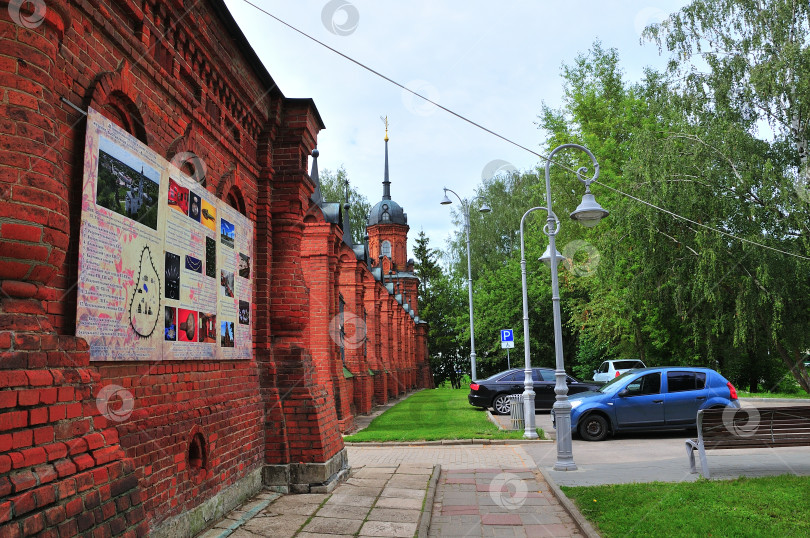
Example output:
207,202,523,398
686,405,810,478
704,439,810,449
703,426,810,438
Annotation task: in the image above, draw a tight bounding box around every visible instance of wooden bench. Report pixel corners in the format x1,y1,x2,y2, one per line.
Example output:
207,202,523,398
686,406,810,478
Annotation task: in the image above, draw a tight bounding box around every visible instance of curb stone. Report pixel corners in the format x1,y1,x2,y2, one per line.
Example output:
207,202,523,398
486,409,504,430
344,438,552,447
738,397,810,403
539,467,601,538
417,465,440,538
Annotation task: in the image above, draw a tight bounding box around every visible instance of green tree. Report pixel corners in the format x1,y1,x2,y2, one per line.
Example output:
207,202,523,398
535,38,809,392
444,170,584,379
645,0,810,175
644,0,810,391
413,230,468,388
319,167,372,245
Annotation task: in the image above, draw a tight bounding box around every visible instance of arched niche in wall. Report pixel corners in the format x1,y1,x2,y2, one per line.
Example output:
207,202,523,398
88,61,148,145
217,164,251,217
225,186,246,216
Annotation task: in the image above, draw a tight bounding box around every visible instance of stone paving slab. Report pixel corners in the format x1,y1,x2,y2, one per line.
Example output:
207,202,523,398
359,520,418,537
380,486,429,499
302,515,363,535
324,493,378,508
297,533,356,538
375,496,424,510
367,507,422,523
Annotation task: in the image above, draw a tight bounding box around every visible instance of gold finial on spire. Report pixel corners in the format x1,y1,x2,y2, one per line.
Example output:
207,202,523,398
380,115,389,141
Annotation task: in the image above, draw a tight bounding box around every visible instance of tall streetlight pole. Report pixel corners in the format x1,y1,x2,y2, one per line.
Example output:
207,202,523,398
539,144,609,471
440,188,491,381
518,207,564,439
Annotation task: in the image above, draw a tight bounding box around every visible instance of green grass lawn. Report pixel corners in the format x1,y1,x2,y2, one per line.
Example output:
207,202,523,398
343,388,543,442
563,475,810,537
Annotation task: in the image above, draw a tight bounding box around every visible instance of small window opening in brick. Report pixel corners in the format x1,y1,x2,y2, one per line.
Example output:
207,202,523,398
154,42,173,73
206,98,220,124
183,72,202,102
188,432,206,470
230,124,241,146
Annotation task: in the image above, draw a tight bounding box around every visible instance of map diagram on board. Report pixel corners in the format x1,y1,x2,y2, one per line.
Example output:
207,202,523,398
129,245,161,337
76,108,253,361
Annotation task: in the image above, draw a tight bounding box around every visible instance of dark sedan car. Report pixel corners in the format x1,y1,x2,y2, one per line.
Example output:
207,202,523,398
468,368,602,414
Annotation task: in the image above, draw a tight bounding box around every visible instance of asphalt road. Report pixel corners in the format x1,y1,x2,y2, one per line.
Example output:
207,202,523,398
522,398,810,487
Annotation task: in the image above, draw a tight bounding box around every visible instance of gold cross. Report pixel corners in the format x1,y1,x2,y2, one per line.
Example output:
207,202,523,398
380,115,389,141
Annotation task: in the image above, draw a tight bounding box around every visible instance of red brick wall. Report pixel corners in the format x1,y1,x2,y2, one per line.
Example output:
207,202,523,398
338,254,373,416
269,106,344,466
0,0,272,533
363,271,388,405
0,0,432,535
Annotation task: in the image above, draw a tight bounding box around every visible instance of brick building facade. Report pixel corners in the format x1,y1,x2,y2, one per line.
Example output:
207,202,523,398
0,1,431,535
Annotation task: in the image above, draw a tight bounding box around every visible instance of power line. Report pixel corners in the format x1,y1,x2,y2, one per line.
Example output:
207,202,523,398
240,0,541,157
237,0,810,262
595,181,810,261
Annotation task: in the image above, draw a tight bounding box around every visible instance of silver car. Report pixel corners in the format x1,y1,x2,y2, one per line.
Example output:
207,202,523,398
593,360,646,382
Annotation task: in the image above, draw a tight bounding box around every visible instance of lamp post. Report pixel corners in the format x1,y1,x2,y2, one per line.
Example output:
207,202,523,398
440,188,491,381
539,144,608,471
518,207,559,439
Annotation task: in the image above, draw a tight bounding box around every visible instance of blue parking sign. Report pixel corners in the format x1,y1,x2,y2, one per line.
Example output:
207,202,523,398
500,329,514,349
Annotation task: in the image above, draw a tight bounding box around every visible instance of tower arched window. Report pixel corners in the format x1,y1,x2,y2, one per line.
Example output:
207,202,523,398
381,240,391,258
381,203,390,222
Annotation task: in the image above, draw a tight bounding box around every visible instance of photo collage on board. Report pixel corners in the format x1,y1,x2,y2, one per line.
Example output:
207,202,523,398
217,204,252,357
163,173,218,359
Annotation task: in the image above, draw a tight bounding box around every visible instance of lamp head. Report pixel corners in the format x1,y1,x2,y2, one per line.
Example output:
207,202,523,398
539,244,566,267
440,190,452,205
479,202,492,213
571,192,609,228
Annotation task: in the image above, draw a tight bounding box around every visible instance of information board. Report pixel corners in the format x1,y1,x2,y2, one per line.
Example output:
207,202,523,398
76,108,253,361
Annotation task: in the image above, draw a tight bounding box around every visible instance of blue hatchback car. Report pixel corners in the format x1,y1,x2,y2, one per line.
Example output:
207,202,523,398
552,367,740,441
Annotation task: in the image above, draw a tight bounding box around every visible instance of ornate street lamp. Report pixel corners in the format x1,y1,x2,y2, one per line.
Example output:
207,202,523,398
518,206,547,439
440,188,491,381
540,144,608,470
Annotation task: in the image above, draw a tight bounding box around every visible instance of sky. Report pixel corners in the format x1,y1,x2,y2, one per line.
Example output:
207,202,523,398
223,0,691,258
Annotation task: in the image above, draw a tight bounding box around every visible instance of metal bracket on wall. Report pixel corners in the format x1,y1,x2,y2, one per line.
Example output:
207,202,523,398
61,96,88,116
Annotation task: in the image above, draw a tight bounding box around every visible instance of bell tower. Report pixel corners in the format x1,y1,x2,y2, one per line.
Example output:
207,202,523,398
367,118,410,276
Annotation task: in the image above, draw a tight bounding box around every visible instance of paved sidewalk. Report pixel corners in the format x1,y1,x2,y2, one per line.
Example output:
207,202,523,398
197,444,591,538
428,467,582,537
347,444,539,469
198,461,435,538
197,399,810,536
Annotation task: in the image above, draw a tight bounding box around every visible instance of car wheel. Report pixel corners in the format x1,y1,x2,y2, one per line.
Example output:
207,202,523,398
492,394,512,415
578,414,609,441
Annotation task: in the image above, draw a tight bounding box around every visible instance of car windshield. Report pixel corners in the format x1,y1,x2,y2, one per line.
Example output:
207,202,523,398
598,370,634,393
